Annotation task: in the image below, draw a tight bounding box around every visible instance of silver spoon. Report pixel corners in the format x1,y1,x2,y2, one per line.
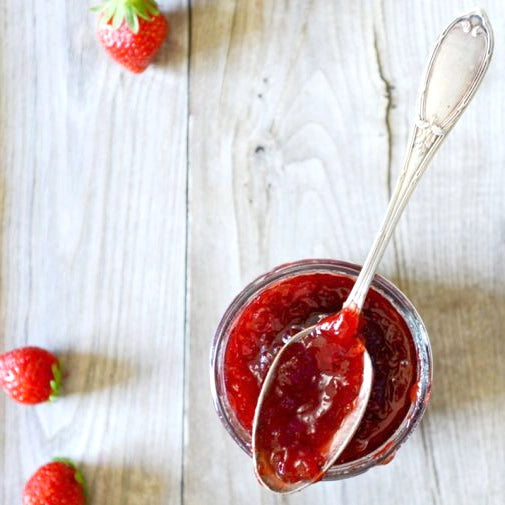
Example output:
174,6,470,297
252,9,493,493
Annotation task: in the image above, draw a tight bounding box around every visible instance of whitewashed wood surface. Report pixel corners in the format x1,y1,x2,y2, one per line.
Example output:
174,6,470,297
1,0,504,503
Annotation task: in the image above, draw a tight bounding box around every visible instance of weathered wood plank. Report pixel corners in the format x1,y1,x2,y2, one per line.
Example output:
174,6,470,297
186,1,405,504
0,1,188,503
379,1,505,503
186,1,504,504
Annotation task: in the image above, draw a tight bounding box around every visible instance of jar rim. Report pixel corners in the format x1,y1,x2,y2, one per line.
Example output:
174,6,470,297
209,258,432,480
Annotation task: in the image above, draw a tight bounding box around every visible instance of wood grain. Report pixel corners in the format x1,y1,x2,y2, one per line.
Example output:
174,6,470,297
0,1,189,503
187,1,504,505
1,0,504,504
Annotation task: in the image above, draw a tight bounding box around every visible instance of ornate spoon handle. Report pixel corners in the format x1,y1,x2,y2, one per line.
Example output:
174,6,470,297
345,10,494,310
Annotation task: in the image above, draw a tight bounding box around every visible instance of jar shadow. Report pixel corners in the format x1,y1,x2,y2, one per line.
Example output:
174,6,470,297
390,277,505,416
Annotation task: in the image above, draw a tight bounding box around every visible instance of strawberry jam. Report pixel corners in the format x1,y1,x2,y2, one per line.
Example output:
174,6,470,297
254,307,365,487
222,270,418,467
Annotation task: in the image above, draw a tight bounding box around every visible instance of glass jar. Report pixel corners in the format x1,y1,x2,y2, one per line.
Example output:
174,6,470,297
210,259,432,480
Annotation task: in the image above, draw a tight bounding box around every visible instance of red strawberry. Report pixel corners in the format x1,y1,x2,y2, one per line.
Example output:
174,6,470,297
0,346,62,404
94,0,169,73
23,459,87,505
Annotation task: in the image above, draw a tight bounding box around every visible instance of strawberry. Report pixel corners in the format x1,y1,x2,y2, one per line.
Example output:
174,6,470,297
94,0,169,73
0,346,62,404
23,459,87,505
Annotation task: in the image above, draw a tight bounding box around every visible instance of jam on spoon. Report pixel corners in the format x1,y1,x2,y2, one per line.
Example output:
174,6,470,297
253,306,372,491
252,9,493,493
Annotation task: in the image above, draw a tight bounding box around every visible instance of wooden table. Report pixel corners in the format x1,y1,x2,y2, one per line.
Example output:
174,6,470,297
1,1,504,503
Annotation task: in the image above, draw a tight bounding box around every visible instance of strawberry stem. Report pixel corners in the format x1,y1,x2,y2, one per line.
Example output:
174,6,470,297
93,0,160,34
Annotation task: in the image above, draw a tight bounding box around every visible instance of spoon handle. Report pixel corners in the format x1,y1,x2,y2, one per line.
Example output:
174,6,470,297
345,10,493,311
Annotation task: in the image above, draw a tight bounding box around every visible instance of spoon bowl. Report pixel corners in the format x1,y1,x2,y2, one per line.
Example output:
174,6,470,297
253,332,373,493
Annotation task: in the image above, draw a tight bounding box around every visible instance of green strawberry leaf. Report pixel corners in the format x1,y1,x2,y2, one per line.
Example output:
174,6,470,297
146,1,160,16
125,7,139,33
112,3,126,30
53,457,77,469
93,0,160,34
136,2,151,21
48,360,63,402
74,467,89,502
